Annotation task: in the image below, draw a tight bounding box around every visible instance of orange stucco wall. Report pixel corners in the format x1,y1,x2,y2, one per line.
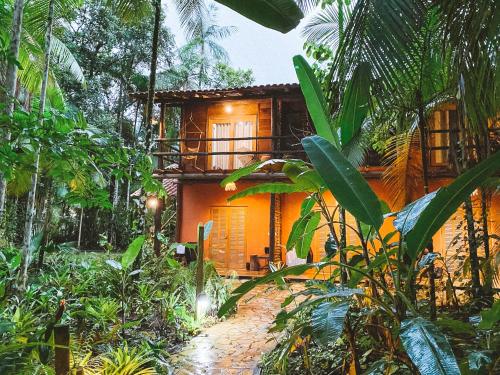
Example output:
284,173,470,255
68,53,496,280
180,181,271,265
180,178,499,274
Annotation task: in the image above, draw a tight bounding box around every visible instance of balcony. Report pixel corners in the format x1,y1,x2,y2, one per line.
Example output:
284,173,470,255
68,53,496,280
153,135,307,177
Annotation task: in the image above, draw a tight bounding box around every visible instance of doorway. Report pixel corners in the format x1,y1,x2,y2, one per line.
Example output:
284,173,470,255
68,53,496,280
209,206,247,270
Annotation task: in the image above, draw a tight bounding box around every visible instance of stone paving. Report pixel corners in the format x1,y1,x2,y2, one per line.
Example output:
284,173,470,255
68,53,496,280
172,283,297,375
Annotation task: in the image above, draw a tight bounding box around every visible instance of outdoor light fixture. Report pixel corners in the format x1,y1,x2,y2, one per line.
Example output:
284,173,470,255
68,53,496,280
224,182,237,191
146,195,159,210
224,104,233,114
196,292,210,319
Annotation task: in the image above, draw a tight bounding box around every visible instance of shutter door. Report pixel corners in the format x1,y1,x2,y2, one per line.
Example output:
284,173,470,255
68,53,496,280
228,207,246,270
210,207,228,268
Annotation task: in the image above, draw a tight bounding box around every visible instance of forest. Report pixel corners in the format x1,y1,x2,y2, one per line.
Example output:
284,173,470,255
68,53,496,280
0,0,499,374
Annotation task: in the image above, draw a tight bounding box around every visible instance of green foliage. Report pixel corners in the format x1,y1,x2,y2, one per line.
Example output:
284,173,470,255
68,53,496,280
311,301,349,345
120,235,145,270
293,55,339,147
215,0,303,33
302,135,383,229
400,317,460,375
406,152,500,259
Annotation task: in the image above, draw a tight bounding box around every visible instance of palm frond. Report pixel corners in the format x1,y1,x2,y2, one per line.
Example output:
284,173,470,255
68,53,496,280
50,36,86,85
382,127,422,210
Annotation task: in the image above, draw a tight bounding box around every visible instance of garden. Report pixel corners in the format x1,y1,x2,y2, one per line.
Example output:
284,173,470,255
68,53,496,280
1,0,499,374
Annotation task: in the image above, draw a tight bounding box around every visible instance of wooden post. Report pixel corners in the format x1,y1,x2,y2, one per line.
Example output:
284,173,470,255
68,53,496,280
158,103,166,170
153,197,163,257
54,324,70,375
195,224,204,319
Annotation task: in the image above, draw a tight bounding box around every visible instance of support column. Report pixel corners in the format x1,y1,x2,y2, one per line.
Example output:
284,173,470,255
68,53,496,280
175,182,183,242
158,103,166,170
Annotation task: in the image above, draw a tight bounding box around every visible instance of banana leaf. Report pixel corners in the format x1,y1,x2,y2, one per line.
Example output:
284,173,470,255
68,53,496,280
228,182,306,201
302,135,383,229
311,301,349,345
337,62,371,145
295,211,321,258
293,55,340,147
400,317,460,375
406,151,500,259
215,0,303,33
121,235,145,270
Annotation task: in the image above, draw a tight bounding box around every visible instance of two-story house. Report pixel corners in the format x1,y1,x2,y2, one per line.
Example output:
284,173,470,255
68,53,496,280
130,84,499,277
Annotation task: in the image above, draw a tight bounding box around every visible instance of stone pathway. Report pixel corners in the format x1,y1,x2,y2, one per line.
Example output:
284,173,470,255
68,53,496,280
172,283,296,375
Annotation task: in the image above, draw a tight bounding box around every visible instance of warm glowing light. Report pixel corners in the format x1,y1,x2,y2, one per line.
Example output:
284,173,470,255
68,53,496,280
196,292,211,319
224,182,237,191
224,104,233,114
146,196,159,210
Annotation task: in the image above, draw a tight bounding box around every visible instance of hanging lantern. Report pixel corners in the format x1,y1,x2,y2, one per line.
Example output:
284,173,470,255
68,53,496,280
224,182,237,192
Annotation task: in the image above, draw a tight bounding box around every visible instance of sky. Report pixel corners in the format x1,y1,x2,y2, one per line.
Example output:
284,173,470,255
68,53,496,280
165,1,308,85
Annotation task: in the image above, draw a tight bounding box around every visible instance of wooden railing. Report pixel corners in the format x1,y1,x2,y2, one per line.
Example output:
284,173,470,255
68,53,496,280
153,135,306,172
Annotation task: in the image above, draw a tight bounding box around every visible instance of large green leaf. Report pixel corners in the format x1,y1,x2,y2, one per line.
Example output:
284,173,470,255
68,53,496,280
228,182,306,201
293,55,340,147
302,135,383,229
287,214,311,251
215,0,303,33
338,62,371,145
394,191,437,236
121,235,146,270
478,300,500,330
400,317,460,375
220,159,287,187
311,301,349,345
296,211,321,258
406,152,500,259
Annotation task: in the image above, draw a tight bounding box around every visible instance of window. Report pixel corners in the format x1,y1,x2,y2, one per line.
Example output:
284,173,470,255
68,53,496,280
430,109,457,166
208,115,257,170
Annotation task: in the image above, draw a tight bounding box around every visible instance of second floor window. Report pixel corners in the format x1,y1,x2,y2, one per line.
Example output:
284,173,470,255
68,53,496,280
209,115,257,170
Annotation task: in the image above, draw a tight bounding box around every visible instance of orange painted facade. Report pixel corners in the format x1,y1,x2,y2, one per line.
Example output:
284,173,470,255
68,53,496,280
137,84,498,278
179,177,499,276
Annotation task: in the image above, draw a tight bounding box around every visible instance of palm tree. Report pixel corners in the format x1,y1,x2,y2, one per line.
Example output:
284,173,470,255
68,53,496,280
184,3,236,88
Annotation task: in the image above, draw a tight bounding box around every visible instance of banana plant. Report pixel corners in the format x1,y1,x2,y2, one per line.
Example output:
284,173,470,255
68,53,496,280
105,235,146,331
219,142,499,374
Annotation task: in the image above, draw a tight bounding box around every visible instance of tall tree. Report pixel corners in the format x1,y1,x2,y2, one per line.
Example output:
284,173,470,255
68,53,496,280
19,0,56,289
0,0,25,220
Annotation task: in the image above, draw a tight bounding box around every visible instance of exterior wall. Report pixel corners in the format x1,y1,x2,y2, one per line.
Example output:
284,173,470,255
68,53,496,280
180,181,271,269
181,99,273,171
280,178,500,276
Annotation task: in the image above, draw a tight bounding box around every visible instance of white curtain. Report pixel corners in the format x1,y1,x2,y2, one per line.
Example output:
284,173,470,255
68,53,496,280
234,121,253,169
211,123,231,169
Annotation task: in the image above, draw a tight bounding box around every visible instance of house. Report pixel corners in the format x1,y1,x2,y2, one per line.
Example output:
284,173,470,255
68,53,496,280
129,84,499,278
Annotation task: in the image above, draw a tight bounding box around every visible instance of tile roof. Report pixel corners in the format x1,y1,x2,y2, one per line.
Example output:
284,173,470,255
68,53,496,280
128,83,301,103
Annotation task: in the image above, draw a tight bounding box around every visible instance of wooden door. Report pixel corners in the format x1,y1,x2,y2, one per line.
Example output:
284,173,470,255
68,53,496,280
209,207,247,270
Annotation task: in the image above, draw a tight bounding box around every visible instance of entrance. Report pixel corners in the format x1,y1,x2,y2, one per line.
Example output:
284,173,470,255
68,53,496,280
209,206,247,270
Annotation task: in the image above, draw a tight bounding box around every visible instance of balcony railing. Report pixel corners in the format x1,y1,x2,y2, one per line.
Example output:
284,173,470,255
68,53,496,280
153,135,307,173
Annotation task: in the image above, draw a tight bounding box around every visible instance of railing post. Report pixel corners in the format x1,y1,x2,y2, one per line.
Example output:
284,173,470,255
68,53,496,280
54,324,70,375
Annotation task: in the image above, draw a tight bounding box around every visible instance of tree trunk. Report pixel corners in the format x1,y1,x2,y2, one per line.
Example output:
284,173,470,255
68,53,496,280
0,0,25,220
339,207,348,284
464,198,481,300
416,90,436,320
480,189,492,304
37,180,53,268
19,0,55,289
144,0,161,154
77,207,84,249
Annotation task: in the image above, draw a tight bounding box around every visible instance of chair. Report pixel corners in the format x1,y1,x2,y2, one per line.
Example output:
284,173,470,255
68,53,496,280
182,114,204,171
